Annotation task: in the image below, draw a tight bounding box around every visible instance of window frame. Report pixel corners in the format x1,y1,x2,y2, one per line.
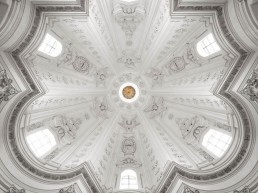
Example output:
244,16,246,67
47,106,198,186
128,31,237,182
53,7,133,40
196,32,221,58
26,128,58,158
119,169,139,190
201,128,232,158
37,33,63,58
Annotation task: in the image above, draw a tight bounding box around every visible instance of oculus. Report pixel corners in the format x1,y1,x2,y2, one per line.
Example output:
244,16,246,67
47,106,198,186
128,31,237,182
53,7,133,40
122,86,136,99
119,82,139,103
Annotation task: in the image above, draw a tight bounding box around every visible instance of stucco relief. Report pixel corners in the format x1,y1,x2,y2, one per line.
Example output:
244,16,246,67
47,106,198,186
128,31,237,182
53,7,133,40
7,185,25,193
234,186,252,193
48,115,82,146
0,69,18,105
184,186,199,193
59,184,75,193
118,115,140,132
72,56,92,74
146,68,165,87
95,67,111,87
144,97,167,118
116,157,142,168
91,97,112,119
241,69,258,103
57,43,76,67
175,116,208,145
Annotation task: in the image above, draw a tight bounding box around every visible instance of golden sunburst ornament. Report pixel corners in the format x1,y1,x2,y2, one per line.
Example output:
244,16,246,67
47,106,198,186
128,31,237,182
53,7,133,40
119,82,139,103
122,86,136,99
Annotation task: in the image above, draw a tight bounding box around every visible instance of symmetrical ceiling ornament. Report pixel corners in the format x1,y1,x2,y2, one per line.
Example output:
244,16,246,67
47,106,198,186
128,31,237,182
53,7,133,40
144,97,167,118
118,115,140,132
117,50,141,69
91,97,112,119
241,69,258,103
0,69,18,104
122,137,136,155
110,73,147,110
95,67,111,87
165,56,187,74
113,0,145,44
145,68,165,87
72,56,92,74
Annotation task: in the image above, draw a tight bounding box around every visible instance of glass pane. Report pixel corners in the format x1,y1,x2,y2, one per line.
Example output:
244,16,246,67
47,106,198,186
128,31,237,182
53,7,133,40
202,129,232,157
120,169,138,189
196,33,221,57
26,129,56,157
38,33,62,57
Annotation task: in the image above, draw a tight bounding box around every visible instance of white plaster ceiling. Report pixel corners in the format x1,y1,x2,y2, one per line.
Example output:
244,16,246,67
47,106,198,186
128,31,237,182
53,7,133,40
2,0,248,191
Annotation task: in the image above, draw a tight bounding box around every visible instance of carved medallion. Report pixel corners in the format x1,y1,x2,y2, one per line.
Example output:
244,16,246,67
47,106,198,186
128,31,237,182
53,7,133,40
72,56,91,74
167,57,186,73
122,138,136,155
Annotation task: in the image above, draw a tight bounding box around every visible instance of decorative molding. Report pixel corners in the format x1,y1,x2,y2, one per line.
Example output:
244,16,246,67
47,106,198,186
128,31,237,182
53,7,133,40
116,157,142,168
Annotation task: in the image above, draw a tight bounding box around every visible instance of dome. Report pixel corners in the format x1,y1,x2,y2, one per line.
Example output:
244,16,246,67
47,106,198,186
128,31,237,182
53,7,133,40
0,0,258,193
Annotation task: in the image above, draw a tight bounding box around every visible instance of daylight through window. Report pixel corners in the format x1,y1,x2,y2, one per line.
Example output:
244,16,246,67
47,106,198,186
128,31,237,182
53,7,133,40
196,33,221,57
26,129,57,157
202,129,232,157
119,169,138,189
38,33,62,57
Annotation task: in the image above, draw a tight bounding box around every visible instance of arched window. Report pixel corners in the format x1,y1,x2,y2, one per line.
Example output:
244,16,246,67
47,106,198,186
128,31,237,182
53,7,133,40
26,129,57,158
202,129,232,157
38,33,62,57
196,33,221,57
119,169,138,189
